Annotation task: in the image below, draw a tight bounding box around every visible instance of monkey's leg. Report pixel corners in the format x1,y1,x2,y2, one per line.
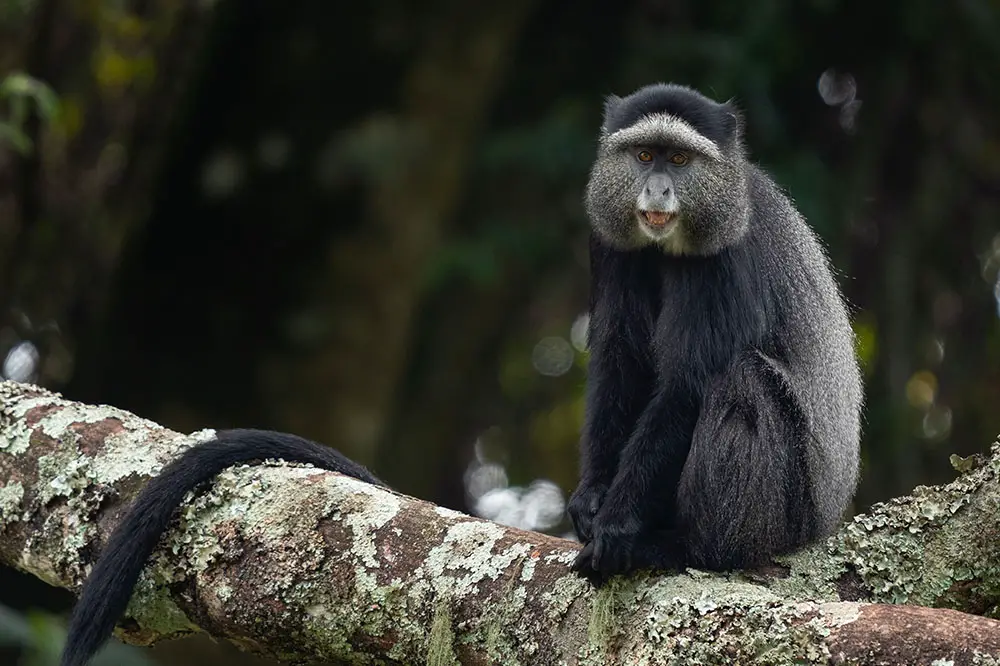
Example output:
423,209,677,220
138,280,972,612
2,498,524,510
676,349,815,571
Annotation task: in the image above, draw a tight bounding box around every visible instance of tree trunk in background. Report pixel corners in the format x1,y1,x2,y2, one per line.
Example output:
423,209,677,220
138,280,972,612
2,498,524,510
257,0,537,473
377,269,546,505
840,49,1000,509
0,0,216,386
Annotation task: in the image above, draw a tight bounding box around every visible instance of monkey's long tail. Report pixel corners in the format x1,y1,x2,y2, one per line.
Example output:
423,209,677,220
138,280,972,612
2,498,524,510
59,428,384,666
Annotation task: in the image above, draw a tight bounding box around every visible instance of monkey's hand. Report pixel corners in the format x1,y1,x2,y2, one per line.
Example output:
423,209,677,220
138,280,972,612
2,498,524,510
567,479,609,542
570,496,641,581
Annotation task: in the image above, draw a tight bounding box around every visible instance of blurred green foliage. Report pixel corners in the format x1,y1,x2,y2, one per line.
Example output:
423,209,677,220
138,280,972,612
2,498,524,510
0,602,152,666
0,72,59,155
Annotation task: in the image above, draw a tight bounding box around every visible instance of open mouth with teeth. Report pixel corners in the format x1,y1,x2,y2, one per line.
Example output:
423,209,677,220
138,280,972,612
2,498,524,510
639,210,677,229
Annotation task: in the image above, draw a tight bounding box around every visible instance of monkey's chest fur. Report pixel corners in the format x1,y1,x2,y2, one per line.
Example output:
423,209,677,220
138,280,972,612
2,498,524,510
629,242,780,397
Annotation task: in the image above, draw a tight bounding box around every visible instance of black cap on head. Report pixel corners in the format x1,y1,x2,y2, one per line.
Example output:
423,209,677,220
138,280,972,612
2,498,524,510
602,83,742,148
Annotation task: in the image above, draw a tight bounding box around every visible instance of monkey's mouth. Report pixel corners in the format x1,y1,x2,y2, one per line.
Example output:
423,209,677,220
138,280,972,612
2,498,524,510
639,210,677,229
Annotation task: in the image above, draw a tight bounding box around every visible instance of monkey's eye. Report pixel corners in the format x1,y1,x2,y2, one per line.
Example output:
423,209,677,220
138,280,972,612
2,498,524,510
636,150,654,163
669,152,689,166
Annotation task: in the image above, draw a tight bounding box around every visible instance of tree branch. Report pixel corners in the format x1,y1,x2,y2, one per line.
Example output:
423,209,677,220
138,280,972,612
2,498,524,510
1,379,999,665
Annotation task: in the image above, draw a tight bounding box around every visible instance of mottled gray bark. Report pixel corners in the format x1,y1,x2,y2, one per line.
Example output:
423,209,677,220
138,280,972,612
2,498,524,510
1,379,999,665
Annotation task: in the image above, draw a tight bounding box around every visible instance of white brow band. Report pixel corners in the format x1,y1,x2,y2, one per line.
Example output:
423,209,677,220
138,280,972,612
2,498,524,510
602,113,724,161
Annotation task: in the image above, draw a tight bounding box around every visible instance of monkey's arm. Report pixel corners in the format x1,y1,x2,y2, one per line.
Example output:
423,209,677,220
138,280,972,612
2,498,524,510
572,382,697,577
567,237,657,542
569,346,654,540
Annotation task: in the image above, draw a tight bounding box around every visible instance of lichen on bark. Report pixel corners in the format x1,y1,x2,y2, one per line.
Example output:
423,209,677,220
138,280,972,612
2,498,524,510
3,380,1000,665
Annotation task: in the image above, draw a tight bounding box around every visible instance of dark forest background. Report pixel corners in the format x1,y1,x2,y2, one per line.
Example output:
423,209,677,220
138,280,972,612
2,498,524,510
1,0,998,663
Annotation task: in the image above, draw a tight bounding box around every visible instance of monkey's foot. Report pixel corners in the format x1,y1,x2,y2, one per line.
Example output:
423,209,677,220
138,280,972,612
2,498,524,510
571,542,611,587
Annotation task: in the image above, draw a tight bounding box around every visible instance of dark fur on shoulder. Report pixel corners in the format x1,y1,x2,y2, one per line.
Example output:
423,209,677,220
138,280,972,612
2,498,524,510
60,430,382,666
569,83,862,584
601,82,742,149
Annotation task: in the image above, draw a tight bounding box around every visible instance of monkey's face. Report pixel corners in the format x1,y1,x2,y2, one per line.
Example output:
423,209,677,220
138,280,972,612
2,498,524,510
584,113,750,256
630,146,689,249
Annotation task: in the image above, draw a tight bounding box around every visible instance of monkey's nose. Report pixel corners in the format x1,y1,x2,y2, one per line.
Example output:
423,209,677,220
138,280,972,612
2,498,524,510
645,174,673,198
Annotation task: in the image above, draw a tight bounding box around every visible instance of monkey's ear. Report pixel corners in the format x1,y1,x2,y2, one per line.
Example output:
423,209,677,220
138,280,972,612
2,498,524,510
601,94,624,131
721,100,745,143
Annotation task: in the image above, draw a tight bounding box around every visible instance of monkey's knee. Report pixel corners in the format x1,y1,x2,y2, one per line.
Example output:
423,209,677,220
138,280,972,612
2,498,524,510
676,351,814,570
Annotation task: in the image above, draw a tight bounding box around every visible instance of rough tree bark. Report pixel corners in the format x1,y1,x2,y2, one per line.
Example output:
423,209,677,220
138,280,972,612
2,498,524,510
1,379,999,665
